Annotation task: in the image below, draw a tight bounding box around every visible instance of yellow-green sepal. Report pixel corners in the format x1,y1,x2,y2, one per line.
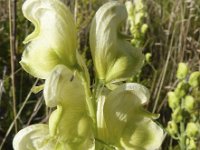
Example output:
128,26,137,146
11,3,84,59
21,0,78,79
90,2,144,84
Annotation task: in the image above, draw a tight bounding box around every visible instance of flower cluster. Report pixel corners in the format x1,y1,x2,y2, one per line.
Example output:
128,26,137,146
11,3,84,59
167,62,200,150
125,0,148,47
13,0,164,149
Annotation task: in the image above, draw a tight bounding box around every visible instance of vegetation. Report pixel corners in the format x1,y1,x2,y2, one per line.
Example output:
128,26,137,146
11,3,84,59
0,0,200,149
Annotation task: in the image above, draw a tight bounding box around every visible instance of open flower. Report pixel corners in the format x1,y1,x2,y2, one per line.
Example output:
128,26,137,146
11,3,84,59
96,83,164,149
13,65,164,150
14,1,164,149
13,65,94,150
90,1,144,84
20,0,79,79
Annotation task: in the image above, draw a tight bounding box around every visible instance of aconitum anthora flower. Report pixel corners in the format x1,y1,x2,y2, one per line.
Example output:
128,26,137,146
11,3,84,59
13,65,164,150
13,65,95,150
90,2,144,84
13,0,164,149
20,0,79,79
96,83,164,149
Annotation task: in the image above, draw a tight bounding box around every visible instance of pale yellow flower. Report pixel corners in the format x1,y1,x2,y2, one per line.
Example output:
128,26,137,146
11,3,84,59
20,0,78,79
90,2,144,83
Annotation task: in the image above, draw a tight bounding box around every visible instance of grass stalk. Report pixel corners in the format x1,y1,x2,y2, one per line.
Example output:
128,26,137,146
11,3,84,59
0,79,39,149
152,26,176,113
8,0,17,133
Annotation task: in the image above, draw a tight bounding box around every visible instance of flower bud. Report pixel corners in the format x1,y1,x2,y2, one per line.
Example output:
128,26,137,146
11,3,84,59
134,0,145,11
186,138,196,150
135,13,144,25
175,81,189,98
125,1,134,15
131,39,139,46
141,24,148,34
189,71,200,87
186,122,199,137
168,92,180,110
167,121,178,136
176,63,188,80
90,1,144,84
172,107,182,123
145,53,151,63
184,95,195,112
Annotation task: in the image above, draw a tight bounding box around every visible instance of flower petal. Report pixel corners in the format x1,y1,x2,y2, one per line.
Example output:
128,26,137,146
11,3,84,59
21,0,78,78
90,1,144,83
120,118,164,150
43,64,94,149
50,110,94,149
43,65,85,107
96,94,108,142
102,83,164,149
13,124,55,150
109,83,150,104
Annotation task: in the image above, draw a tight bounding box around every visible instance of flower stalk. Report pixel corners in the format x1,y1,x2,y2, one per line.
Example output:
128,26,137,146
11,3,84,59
79,70,97,131
180,121,186,150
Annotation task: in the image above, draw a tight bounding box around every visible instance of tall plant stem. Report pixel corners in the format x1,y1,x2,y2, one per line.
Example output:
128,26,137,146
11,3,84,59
0,79,39,149
180,122,186,150
9,0,17,132
179,97,186,150
74,0,78,23
152,23,177,113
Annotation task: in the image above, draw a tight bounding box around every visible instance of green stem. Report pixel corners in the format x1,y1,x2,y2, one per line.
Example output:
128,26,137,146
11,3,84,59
79,71,96,132
180,97,186,150
180,122,186,150
9,0,17,133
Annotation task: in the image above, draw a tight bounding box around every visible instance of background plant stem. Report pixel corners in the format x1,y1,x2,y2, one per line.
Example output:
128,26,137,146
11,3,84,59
8,0,17,133
180,122,186,150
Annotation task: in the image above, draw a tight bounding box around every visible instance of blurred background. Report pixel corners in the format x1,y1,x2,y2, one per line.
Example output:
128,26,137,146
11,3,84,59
0,0,200,149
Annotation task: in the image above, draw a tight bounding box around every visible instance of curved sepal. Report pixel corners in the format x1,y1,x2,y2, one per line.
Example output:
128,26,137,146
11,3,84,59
43,65,94,149
120,118,164,150
13,124,56,150
101,83,164,149
21,0,78,79
90,1,144,83
43,65,85,107
13,123,94,150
